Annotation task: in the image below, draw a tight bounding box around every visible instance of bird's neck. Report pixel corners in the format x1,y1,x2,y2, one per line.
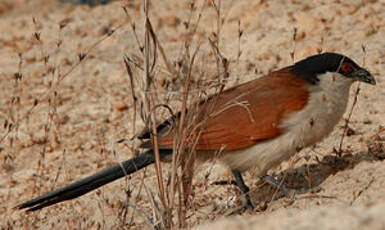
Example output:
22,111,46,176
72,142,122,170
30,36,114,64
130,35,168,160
313,72,354,94
281,72,354,152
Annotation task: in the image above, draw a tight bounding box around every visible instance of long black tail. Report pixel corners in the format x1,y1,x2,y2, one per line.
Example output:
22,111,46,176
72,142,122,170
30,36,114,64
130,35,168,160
17,149,171,211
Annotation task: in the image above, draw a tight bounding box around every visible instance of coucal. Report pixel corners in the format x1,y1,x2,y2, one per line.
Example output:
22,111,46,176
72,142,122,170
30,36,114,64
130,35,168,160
17,52,376,213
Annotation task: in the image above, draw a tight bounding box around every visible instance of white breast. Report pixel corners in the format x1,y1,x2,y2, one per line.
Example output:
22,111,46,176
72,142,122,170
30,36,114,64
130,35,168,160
220,72,355,174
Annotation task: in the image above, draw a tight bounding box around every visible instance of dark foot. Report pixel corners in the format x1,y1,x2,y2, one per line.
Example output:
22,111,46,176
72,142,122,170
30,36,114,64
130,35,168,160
211,180,237,186
261,175,323,201
60,0,109,6
227,170,256,215
227,194,255,216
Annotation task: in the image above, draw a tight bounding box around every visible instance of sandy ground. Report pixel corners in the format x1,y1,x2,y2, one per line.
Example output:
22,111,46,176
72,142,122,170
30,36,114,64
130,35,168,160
0,0,384,229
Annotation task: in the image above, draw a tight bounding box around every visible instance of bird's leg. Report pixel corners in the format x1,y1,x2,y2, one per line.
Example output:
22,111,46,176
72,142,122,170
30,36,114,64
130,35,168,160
228,169,255,215
261,175,322,202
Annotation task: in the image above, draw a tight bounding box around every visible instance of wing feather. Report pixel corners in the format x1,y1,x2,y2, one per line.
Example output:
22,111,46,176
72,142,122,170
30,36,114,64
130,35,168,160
143,69,309,151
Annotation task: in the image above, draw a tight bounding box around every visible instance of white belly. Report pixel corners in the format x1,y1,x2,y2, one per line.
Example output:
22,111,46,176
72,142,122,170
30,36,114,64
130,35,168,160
219,72,354,174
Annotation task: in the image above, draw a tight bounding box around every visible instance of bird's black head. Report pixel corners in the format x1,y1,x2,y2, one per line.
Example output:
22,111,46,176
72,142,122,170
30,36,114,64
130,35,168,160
290,52,376,85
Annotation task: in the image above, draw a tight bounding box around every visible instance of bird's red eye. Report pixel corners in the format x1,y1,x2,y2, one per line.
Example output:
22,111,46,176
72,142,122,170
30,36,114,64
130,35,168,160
342,64,350,72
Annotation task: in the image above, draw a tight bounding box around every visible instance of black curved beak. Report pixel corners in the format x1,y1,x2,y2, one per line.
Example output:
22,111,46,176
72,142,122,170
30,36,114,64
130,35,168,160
352,68,376,85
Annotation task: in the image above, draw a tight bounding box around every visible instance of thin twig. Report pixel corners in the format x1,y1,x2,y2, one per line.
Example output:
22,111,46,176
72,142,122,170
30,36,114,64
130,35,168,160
290,27,297,63
142,1,168,226
337,46,367,155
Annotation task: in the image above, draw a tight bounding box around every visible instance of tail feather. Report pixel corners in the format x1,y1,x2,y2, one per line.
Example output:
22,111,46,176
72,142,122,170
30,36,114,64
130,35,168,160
17,149,171,211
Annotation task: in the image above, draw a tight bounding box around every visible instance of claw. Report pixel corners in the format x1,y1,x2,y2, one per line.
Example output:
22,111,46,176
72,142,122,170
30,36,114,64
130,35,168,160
261,175,323,201
228,193,255,216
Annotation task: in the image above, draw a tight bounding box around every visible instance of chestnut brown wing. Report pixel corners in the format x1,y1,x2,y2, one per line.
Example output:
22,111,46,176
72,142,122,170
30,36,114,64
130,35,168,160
145,69,309,151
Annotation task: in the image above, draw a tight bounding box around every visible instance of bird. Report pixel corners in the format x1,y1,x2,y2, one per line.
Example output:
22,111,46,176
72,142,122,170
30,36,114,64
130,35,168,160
17,52,376,213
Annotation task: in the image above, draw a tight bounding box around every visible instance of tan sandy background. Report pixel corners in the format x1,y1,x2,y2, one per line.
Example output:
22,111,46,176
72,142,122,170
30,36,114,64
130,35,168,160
0,0,384,229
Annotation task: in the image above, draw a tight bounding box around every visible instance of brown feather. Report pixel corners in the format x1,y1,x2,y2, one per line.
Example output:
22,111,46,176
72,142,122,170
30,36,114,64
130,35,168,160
144,69,309,151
